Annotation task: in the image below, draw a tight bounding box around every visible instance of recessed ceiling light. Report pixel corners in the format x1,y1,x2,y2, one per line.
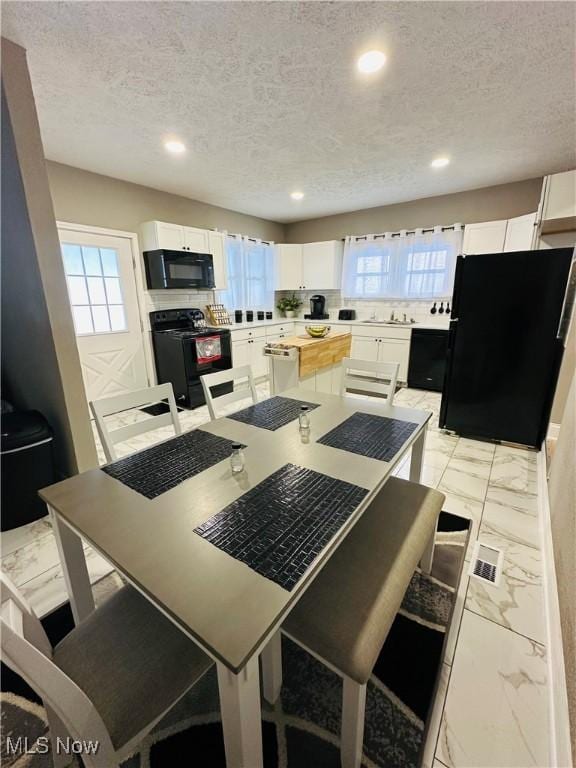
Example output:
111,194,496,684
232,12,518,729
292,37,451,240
164,139,186,154
357,50,387,74
431,156,450,168
290,191,304,201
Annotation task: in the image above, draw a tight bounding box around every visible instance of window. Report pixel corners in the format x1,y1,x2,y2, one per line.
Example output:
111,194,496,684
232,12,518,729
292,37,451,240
62,243,127,334
342,226,463,300
219,236,275,310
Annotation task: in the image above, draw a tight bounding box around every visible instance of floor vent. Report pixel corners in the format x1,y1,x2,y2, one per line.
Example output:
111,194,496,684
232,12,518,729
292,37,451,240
469,542,503,586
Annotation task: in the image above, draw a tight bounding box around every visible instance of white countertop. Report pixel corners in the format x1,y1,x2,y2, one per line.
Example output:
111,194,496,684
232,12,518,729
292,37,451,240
223,317,450,332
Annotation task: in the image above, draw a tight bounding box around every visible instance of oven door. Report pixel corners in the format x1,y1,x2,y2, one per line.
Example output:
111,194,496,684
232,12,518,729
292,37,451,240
183,332,233,408
145,250,215,289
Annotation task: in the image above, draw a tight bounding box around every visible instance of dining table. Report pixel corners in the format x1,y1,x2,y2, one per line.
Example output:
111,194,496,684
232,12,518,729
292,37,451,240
40,387,431,768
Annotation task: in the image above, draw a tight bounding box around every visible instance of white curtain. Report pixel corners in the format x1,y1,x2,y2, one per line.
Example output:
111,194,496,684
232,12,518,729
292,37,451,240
342,225,463,300
219,235,276,310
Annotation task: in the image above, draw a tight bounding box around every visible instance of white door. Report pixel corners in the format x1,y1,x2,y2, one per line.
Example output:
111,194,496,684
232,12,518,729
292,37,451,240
183,226,210,252
208,231,228,290
302,241,342,289
59,229,149,403
250,337,269,378
462,220,508,254
503,213,537,251
351,336,379,361
378,338,410,382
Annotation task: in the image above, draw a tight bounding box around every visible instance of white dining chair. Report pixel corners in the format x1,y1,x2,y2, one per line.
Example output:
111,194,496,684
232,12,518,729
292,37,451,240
200,365,258,420
261,477,444,768
1,573,213,768
340,357,399,403
90,383,181,462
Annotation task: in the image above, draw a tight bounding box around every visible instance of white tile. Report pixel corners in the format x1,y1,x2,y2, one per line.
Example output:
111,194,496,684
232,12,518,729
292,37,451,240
489,452,538,496
421,464,445,488
445,456,491,481
466,532,545,644
481,500,539,550
438,468,488,503
1,529,73,587
1,517,52,558
452,437,495,463
485,485,538,515
436,610,549,768
421,663,451,768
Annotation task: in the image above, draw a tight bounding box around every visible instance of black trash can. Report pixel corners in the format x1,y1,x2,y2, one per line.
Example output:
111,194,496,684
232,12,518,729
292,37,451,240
1,410,55,531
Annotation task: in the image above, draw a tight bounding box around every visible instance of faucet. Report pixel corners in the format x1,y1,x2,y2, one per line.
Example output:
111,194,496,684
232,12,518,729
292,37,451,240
390,310,395,322
370,311,377,321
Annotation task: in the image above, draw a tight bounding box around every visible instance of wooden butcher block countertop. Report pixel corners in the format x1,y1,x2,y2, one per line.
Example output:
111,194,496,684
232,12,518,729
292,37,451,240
279,330,352,377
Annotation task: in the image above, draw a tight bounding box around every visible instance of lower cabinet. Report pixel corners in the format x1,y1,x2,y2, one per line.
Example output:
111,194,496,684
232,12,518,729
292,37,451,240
350,334,410,382
231,335,268,378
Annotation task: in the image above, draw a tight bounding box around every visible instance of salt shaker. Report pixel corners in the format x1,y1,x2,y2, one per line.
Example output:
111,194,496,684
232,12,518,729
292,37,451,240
230,443,245,474
299,406,310,431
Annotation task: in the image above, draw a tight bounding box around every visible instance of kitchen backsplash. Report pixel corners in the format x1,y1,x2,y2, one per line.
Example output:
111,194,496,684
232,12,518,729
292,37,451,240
143,289,216,328
274,290,452,322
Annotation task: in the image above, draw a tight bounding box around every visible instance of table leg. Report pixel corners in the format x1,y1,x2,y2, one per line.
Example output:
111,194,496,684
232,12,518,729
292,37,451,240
261,630,283,704
49,506,95,625
217,656,263,768
409,425,427,483
420,529,436,574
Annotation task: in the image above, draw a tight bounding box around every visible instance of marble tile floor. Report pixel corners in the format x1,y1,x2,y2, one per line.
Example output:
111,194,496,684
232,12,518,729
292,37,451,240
1,384,551,767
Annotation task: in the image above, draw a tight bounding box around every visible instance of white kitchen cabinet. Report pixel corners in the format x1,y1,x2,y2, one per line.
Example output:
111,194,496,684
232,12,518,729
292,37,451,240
231,329,268,379
541,170,576,222
208,231,228,290
462,220,508,254
276,244,303,290
140,221,228,288
276,240,343,290
503,213,537,252
351,332,410,382
302,241,343,290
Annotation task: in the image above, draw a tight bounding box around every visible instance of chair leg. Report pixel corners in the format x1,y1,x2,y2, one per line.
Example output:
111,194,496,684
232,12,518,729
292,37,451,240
341,677,366,768
260,631,283,704
419,527,436,574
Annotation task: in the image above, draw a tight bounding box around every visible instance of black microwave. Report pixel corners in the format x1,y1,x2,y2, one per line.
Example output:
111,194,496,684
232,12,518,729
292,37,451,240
144,249,215,290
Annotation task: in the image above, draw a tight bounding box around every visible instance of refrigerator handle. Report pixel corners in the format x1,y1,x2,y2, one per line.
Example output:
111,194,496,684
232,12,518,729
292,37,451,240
557,254,576,342
450,254,466,321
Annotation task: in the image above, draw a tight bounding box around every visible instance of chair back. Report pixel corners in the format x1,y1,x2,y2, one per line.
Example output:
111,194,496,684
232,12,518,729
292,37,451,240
340,358,399,402
91,383,181,462
1,573,115,763
200,365,258,420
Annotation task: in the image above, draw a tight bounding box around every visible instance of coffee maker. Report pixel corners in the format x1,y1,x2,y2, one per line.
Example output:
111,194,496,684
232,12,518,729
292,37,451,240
305,294,329,320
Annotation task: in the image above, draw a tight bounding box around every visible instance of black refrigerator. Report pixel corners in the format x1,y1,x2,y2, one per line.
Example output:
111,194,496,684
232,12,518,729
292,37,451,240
439,247,575,447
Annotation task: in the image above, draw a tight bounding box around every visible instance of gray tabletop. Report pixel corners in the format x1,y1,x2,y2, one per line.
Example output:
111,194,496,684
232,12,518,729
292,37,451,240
40,388,430,672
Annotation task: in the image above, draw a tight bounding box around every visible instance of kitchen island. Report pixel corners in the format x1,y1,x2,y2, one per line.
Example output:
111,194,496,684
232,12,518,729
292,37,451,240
264,330,352,394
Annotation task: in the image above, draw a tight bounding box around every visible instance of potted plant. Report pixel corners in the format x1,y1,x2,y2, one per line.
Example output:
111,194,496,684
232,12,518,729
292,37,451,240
277,293,303,318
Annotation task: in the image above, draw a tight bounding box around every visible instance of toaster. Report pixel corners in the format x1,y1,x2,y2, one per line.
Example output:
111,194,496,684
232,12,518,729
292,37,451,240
338,309,356,321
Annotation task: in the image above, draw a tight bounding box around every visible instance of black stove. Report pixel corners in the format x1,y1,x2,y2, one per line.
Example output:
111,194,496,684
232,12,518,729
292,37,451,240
150,309,232,409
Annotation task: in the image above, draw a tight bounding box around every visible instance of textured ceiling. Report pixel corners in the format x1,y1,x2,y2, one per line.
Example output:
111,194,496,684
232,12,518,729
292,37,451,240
3,1,575,223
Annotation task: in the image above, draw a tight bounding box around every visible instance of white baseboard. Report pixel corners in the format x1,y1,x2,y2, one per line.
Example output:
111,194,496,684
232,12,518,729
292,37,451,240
547,422,561,441
537,448,573,767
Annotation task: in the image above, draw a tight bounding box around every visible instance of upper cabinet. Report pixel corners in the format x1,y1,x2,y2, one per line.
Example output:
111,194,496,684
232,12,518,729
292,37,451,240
503,213,537,251
462,213,537,255
276,240,343,290
462,220,508,254
539,170,576,234
140,221,227,289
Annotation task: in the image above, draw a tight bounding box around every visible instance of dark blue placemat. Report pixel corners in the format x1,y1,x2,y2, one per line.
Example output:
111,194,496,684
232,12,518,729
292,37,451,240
317,412,419,462
102,429,244,499
227,396,320,431
194,463,368,591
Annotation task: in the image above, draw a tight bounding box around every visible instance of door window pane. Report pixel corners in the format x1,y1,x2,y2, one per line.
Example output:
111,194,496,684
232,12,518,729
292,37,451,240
109,305,126,331
104,277,122,304
66,276,89,305
87,276,106,304
100,249,119,276
82,247,102,276
72,306,93,334
92,306,111,333
62,244,84,275
61,243,128,335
